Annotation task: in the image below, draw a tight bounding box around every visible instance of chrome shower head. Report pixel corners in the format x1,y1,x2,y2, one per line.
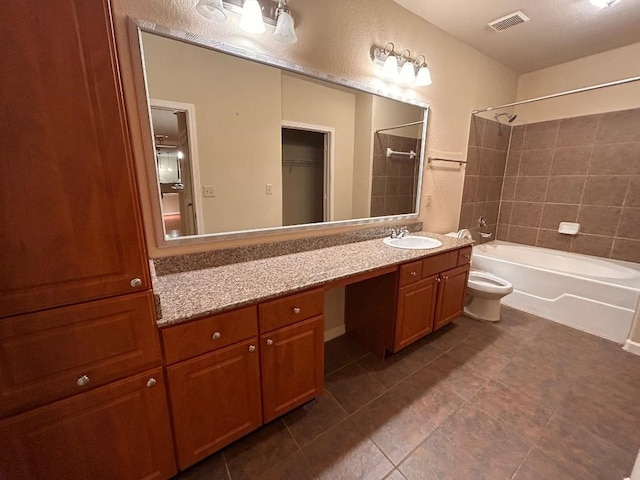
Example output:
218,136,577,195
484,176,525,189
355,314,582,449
494,112,517,123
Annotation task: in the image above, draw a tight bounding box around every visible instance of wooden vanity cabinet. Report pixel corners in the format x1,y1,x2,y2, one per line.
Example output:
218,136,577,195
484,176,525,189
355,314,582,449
259,288,324,422
162,307,262,470
0,368,175,480
392,247,470,352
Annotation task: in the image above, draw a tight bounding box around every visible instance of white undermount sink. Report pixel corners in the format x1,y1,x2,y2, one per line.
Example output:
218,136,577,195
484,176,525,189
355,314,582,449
383,235,443,250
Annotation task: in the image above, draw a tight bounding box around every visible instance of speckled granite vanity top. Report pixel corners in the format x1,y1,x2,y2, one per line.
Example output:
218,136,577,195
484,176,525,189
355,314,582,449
152,232,473,327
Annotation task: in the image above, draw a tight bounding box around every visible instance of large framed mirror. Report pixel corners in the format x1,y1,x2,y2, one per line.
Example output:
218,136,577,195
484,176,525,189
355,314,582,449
130,19,430,245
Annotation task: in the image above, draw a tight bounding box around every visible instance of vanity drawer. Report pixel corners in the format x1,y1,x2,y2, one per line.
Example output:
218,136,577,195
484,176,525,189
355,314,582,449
0,292,162,419
162,306,258,365
457,246,472,265
259,289,324,333
399,261,423,286
421,251,458,277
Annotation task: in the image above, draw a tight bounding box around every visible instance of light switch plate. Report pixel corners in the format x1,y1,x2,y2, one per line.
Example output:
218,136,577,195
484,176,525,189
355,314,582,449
265,184,273,195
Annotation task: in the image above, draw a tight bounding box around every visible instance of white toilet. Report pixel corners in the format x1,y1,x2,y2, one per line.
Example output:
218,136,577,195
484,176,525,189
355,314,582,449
464,270,513,322
445,230,513,322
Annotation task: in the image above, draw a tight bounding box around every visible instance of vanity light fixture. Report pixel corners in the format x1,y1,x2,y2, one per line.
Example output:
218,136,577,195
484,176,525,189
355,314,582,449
371,43,432,87
240,0,266,34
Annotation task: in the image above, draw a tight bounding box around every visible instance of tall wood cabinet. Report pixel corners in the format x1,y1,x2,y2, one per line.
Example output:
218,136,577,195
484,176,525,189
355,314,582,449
0,0,176,478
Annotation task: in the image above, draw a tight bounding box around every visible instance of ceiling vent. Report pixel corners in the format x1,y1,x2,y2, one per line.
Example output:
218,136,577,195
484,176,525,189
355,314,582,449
488,11,530,32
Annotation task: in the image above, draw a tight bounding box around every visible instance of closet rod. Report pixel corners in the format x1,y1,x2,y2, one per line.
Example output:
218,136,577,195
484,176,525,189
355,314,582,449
376,120,424,133
471,75,640,114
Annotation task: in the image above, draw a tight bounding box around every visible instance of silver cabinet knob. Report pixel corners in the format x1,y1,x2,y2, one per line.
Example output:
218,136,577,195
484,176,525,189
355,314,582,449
76,375,90,387
266,339,274,346
436,277,441,283
293,307,301,314
146,378,157,388
130,278,142,288
248,345,256,352
443,275,449,280
463,254,471,259
212,331,221,340
410,271,417,276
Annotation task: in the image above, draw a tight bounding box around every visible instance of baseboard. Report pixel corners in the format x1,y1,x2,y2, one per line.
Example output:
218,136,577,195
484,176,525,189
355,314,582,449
623,339,640,356
324,324,346,342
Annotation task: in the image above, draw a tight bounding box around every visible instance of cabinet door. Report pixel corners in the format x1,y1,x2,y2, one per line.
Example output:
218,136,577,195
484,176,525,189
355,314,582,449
261,316,324,423
394,275,439,352
0,0,149,318
433,264,470,331
167,338,262,470
0,368,176,480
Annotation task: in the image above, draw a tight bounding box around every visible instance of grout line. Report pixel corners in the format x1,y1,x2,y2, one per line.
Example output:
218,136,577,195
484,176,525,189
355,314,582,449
510,446,534,480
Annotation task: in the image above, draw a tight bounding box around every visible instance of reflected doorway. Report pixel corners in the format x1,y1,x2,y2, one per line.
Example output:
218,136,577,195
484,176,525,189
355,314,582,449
281,127,329,226
150,101,201,238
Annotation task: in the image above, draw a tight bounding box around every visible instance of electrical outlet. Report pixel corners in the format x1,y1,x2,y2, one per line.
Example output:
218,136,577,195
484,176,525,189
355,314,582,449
265,184,273,195
203,185,215,197
425,194,432,206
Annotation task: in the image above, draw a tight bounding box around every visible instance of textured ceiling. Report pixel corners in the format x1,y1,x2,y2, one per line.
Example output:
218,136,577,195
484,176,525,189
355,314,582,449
393,0,640,73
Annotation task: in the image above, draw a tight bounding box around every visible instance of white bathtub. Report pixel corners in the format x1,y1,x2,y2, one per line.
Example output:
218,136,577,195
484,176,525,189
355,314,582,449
471,240,640,343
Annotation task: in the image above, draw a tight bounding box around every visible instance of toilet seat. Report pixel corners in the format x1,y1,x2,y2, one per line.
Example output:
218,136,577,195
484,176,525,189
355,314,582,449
468,270,513,295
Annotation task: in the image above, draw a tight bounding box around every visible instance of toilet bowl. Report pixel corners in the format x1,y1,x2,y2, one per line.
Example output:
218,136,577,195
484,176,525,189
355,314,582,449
464,270,513,322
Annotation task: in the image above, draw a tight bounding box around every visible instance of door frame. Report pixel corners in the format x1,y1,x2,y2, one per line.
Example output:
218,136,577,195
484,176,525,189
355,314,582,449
150,99,204,235
280,121,335,222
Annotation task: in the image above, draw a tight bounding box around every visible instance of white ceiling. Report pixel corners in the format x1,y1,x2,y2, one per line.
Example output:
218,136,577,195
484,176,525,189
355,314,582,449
393,0,640,73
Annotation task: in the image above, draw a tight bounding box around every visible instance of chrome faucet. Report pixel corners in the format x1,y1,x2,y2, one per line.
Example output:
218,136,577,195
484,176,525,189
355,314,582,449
390,227,410,239
478,216,492,238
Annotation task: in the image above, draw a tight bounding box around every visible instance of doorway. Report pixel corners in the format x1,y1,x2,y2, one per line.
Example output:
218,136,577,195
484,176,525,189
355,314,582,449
281,127,330,226
150,101,201,237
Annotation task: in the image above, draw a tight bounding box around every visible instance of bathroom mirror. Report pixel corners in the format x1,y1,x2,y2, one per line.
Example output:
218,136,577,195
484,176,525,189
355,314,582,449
131,19,429,244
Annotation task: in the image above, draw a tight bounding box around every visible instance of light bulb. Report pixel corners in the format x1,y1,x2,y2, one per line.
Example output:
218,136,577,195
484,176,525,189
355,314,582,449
273,11,297,44
195,0,227,21
240,0,266,34
382,55,398,79
400,61,416,84
415,65,432,86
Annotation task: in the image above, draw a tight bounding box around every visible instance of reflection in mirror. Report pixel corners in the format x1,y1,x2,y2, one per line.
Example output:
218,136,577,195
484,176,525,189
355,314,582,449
139,30,428,240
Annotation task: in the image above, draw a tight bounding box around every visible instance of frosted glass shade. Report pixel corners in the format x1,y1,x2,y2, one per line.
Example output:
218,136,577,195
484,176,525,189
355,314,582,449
195,0,227,21
415,65,432,86
240,0,266,34
399,61,416,84
273,11,297,44
382,55,398,79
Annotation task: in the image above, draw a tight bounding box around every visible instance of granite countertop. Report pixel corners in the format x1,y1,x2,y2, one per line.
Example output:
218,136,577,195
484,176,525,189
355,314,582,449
152,232,473,327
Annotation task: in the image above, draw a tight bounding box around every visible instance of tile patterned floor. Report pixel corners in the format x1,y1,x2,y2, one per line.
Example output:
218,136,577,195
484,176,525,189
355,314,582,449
174,306,640,479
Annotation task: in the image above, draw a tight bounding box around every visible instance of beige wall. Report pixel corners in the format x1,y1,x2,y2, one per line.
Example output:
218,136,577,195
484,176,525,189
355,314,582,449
352,93,375,218
112,0,518,257
281,74,356,221
372,96,423,139
515,42,640,124
142,33,283,233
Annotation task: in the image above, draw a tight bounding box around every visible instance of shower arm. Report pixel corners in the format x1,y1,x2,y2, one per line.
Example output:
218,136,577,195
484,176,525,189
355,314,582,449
471,75,640,114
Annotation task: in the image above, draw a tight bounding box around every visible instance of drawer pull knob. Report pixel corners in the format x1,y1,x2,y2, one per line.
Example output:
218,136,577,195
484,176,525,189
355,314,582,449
212,331,221,340
266,339,274,346
443,275,449,280
146,378,157,388
436,277,441,283
410,271,417,276
76,375,90,387
463,254,471,259
130,278,142,288
248,345,256,352
293,307,301,314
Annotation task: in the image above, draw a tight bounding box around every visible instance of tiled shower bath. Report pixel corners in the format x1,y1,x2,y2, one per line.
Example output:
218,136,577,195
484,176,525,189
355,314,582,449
460,107,640,263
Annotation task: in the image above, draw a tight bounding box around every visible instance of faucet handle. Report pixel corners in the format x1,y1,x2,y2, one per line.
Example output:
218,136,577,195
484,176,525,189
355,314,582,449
390,228,398,238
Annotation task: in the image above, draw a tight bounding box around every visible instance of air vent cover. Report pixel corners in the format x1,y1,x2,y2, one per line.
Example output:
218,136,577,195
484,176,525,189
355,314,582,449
488,11,530,32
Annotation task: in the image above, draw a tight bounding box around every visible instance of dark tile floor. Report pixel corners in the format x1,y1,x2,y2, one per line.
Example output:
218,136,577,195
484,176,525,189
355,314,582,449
174,306,640,479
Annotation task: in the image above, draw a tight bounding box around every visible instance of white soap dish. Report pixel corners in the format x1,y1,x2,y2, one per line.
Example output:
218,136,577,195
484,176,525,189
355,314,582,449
558,222,580,235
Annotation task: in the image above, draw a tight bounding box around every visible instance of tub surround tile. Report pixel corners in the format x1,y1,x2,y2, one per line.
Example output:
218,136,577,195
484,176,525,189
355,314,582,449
570,234,614,258
495,108,640,261
482,120,511,151
536,229,573,251
617,207,640,239
595,108,640,144
576,205,622,236
556,115,599,147
462,175,478,203
522,120,559,150
498,202,513,224
550,145,592,175
465,146,481,175
468,116,487,148
510,125,525,151
519,149,554,177
581,175,629,206
507,226,539,246
540,203,579,230
514,177,548,202
590,143,640,175
510,203,543,228
459,203,474,228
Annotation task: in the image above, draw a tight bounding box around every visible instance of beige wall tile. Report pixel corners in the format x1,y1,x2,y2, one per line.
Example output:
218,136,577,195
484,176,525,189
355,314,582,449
595,109,640,144
611,238,640,263
577,206,622,236
511,202,544,228
540,204,580,230
537,229,573,251
582,176,630,206
589,143,640,175
556,115,599,148
551,146,592,176
519,149,554,176
617,207,640,240
545,176,585,204
508,226,539,246
523,121,560,150
571,235,614,257
516,177,548,202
